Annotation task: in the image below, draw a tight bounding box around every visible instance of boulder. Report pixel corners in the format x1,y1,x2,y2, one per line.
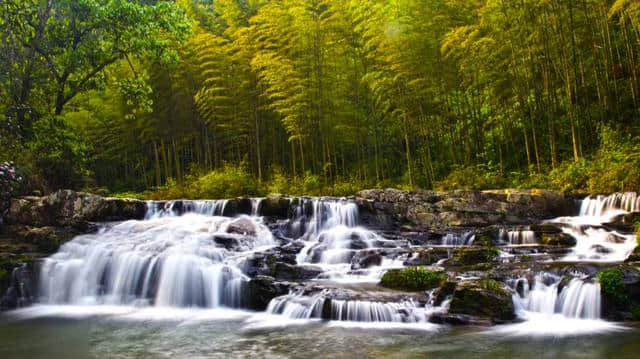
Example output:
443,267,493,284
272,262,323,281
541,233,577,247
246,276,293,311
226,217,257,236
448,279,515,323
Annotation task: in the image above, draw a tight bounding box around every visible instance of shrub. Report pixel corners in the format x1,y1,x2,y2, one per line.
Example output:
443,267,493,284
597,268,629,307
547,159,589,194
436,164,506,191
379,267,447,291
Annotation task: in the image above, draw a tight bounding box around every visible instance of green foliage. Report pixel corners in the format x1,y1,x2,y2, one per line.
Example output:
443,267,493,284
379,267,447,292
25,118,92,191
597,268,629,307
436,164,506,191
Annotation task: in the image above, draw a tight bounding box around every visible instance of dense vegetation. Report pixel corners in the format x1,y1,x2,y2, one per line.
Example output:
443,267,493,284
2,0,640,198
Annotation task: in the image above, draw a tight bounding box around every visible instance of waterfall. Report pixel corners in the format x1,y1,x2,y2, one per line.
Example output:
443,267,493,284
441,232,475,246
499,229,537,245
513,274,601,319
38,213,274,308
266,291,438,323
145,200,229,219
579,192,640,217
545,192,639,262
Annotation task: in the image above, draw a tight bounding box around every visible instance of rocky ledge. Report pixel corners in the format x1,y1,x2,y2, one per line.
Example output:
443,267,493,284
356,188,575,231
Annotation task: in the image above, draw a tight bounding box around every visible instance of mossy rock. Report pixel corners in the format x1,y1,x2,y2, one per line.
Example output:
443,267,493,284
453,247,499,266
379,267,448,291
448,279,515,322
472,234,495,247
541,233,576,247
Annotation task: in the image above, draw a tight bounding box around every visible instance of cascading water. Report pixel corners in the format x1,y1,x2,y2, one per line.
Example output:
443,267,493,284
513,274,601,319
293,199,405,281
547,193,639,262
441,232,475,246
145,199,229,219
265,290,446,324
499,229,537,245
38,212,274,308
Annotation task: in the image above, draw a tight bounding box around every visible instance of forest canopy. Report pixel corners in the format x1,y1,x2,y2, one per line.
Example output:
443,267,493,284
2,0,640,198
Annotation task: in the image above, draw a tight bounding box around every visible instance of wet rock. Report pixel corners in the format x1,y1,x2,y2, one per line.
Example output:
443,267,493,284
428,313,492,326
591,244,613,254
450,247,499,266
226,217,257,236
448,279,515,323
353,253,382,269
605,233,627,244
272,263,323,281
403,248,450,266
246,276,293,310
0,263,37,310
258,195,291,218
541,233,577,247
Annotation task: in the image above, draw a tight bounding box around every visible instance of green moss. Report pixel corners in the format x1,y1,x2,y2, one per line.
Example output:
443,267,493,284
473,234,494,247
380,267,447,291
478,279,508,297
454,247,499,265
597,268,629,307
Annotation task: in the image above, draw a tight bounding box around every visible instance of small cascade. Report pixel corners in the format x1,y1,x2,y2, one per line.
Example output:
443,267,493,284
251,198,263,216
441,232,475,246
546,192,639,262
38,214,274,308
513,274,601,319
266,291,440,323
499,229,537,245
580,192,640,217
145,200,229,219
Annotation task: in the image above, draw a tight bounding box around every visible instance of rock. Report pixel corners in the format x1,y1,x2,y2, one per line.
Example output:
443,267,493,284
403,248,450,266
246,276,293,311
354,253,382,269
605,233,627,244
226,217,257,236
355,188,574,231
258,195,291,218
0,263,37,310
6,190,146,227
272,262,323,281
541,233,577,247
448,279,515,323
450,247,499,266
591,244,613,254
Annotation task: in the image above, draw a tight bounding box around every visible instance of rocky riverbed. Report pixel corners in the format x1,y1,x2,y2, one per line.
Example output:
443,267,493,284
1,189,639,328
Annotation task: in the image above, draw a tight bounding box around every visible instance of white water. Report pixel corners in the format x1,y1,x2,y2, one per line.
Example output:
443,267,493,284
499,229,537,245
441,232,475,246
513,274,601,319
266,290,448,324
546,193,639,262
38,213,274,308
497,274,627,337
294,199,405,282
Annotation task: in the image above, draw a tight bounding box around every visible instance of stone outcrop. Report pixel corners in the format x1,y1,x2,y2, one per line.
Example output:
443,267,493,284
6,190,146,227
356,188,575,231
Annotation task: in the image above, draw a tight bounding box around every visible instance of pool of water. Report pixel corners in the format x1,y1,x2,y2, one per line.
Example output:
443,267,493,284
1,307,639,359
